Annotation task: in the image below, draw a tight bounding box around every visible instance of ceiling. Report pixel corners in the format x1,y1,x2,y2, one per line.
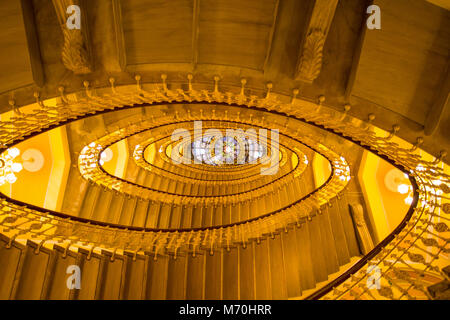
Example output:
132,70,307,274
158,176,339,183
0,0,448,161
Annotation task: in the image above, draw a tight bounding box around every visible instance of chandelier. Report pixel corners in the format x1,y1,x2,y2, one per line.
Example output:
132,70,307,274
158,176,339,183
0,147,23,185
191,135,265,165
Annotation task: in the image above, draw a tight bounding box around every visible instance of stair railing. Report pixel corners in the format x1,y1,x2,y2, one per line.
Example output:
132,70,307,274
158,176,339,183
0,75,447,299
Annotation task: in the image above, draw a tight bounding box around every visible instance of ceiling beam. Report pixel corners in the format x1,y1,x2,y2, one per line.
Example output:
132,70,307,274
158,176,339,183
0,0,44,94
263,0,280,73
345,0,373,100
426,0,450,10
192,0,200,69
424,63,450,136
295,0,338,83
20,0,44,88
52,0,92,74
112,0,126,71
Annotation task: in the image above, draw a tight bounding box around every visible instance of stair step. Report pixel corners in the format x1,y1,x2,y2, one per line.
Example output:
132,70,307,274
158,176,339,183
145,255,169,299
203,206,214,227
93,189,113,222
337,197,361,257
204,251,222,299
44,250,78,300
119,197,137,226
13,246,49,299
254,240,272,299
132,199,150,227
317,210,340,274
280,230,302,297
122,255,147,299
79,184,101,220
180,206,194,229
295,256,361,299
169,205,183,229
61,172,89,217
239,245,255,300
145,202,161,228
158,204,173,229
108,193,126,225
166,255,188,299
191,206,204,228
307,211,330,283
0,242,24,299
95,256,124,300
135,168,147,186
77,254,101,299
186,254,204,299
222,249,239,299
293,223,316,291
267,235,288,299
213,205,223,226
326,199,351,265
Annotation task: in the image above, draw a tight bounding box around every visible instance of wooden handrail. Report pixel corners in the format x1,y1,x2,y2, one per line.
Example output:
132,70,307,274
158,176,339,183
0,100,422,300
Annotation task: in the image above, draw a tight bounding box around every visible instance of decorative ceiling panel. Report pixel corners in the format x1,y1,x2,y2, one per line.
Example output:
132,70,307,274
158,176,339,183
197,0,278,70
350,0,450,125
122,0,194,64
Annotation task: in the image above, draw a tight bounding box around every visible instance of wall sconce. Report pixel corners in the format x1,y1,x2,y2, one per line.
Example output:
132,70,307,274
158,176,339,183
0,147,23,185
99,148,113,166
385,169,413,204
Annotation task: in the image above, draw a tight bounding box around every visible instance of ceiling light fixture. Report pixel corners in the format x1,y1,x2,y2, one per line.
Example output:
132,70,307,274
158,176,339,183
0,147,22,186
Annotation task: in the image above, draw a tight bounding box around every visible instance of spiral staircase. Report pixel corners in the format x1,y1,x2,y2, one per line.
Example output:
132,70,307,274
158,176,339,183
0,0,449,300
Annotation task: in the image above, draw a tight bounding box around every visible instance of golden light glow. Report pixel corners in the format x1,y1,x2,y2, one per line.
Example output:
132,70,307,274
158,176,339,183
397,184,409,194
0,74,448,301
0,147,22,186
